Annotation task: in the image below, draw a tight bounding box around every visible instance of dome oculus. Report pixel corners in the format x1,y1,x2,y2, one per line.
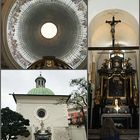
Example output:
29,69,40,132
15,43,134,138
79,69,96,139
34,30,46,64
41,22,57,39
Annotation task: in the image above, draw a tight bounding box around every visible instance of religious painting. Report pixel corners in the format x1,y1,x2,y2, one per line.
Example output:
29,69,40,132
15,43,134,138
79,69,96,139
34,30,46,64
108,75,125,97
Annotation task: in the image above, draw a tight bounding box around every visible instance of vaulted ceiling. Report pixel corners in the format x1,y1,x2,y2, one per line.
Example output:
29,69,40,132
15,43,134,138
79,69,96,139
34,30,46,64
2,0,87,69
88,9,139,47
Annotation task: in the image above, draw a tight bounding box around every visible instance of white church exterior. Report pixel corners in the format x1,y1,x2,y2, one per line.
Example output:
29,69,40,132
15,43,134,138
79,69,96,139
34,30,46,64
12,74,86,140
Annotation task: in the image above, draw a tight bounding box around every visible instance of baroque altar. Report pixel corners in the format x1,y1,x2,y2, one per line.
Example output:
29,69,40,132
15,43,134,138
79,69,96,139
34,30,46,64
92,49,139,129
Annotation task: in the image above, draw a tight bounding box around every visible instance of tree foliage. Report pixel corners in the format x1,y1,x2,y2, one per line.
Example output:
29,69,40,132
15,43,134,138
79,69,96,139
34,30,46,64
68,77,87,131
68,77,87,108
1,107,30,140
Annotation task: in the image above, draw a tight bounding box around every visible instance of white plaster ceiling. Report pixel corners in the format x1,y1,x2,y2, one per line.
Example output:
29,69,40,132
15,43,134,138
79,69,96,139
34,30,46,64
88,0,139,47
88,0,139,24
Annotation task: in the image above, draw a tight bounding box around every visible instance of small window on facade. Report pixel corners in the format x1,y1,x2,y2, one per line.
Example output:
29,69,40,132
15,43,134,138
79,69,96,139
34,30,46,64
37,109,46,118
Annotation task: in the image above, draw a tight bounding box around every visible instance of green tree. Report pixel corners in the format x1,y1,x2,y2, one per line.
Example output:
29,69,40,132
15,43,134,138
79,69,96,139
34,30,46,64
1,107,30,140
68,78,87,131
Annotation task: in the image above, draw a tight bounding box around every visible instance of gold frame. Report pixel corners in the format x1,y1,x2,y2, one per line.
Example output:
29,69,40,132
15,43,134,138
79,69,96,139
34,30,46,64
100,74,132,100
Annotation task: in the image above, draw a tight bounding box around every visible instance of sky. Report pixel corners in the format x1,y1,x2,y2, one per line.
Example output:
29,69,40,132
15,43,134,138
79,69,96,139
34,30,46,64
1,70,87,111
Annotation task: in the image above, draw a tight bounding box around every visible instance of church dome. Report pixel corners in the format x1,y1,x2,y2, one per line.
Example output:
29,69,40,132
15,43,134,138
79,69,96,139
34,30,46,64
2,0,87,69
27,74,54,95
28,87,54,95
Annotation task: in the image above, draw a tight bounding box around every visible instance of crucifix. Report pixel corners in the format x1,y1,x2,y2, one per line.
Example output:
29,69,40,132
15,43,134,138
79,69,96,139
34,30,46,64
106,16,121,47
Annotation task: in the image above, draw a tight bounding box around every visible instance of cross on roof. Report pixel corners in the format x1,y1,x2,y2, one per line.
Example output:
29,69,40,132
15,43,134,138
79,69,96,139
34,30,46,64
106,16,121,47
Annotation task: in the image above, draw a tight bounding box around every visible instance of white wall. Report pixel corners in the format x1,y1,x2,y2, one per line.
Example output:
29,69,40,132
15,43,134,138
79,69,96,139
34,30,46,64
68,125,87,140
88,0,139,24
16,96,69,140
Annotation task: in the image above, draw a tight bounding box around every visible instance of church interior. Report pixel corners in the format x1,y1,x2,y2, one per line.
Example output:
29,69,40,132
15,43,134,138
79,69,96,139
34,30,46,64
1,0,87,69
88,0,139,139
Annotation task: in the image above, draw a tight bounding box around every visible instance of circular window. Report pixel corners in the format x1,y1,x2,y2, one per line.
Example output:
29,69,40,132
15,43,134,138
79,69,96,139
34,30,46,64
37,109,46,118
41,22,57,39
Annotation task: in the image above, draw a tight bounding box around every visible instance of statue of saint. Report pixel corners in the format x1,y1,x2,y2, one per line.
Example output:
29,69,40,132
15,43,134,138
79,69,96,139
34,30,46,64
114,99,120,113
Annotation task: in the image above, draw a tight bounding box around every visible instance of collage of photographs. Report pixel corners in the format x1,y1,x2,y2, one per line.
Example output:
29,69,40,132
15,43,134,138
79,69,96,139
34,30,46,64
1,0,139,140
